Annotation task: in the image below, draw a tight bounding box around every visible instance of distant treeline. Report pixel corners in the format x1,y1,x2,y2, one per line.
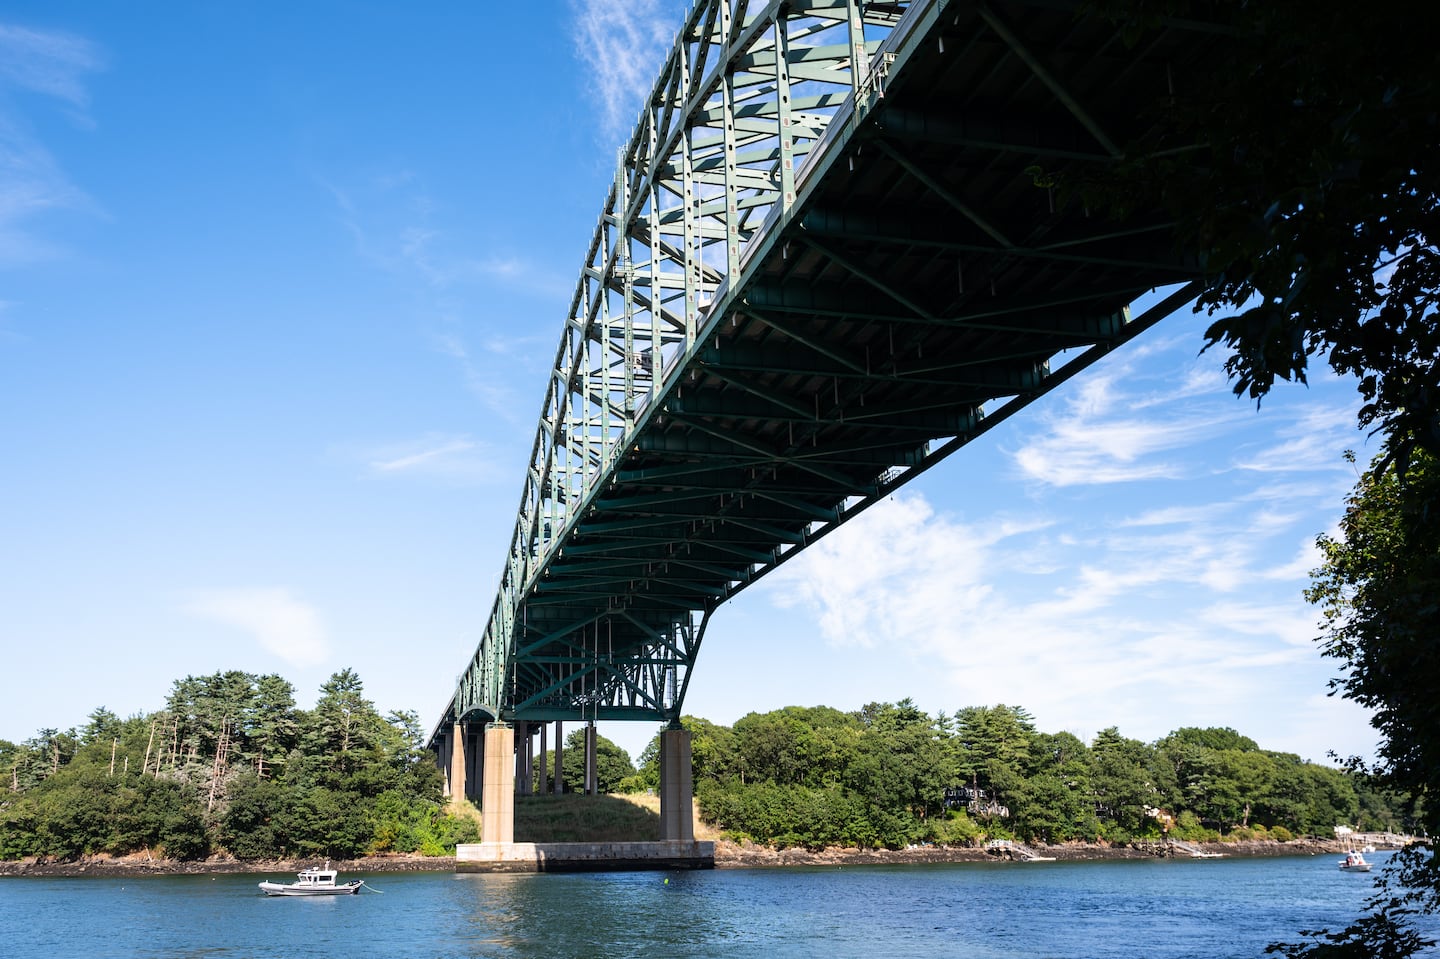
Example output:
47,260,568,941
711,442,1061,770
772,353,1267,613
0,669,478,861
626,702,1414,851
2,679,1412,860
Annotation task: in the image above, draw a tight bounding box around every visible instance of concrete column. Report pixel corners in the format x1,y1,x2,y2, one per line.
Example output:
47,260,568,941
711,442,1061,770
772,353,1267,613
436,728,452,797
524,724,535,794
481,724,515,845
515,721,530,796
554,721,564,795
585,721,598,795
449,723,467,801
464,725,481,801
659,726,694,842
538,723,548,795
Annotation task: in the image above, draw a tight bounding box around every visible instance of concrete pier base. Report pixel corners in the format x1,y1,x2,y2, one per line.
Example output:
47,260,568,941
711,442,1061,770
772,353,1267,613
456,840,715,873
659,727,695,842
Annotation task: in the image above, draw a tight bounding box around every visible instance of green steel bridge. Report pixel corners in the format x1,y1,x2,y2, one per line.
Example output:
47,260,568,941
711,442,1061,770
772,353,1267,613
430,0,1227,750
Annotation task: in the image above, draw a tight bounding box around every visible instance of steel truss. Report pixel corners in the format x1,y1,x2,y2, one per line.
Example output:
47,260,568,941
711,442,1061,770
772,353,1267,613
436,0,1225,739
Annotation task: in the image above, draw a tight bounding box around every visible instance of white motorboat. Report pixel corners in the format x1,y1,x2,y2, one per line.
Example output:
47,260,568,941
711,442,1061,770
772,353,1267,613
258,862,365,896
1339,850,1372,873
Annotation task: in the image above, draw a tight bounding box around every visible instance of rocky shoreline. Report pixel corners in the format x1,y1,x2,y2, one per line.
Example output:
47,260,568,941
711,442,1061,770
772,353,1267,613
710,836,1352,868
0,838,1360,878
0,852,456,878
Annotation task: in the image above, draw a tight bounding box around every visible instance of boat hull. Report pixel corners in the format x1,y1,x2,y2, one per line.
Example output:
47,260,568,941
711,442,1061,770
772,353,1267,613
258,880,364,896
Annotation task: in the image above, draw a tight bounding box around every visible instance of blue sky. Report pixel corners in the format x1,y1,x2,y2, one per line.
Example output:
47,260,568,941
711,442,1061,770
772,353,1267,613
2,2,1380,769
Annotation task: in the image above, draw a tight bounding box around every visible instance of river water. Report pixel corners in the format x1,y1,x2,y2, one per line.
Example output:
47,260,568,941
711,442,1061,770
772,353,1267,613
1,851,1427,958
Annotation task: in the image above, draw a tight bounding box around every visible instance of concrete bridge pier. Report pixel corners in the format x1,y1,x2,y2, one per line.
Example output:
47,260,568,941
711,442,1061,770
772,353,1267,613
465,723,482,802
481,723,515,844
659,726,694,842
445,722,466,800
453,720,712,870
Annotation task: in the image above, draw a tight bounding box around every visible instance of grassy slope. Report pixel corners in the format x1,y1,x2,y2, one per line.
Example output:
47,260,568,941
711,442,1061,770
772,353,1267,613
513,793,721,843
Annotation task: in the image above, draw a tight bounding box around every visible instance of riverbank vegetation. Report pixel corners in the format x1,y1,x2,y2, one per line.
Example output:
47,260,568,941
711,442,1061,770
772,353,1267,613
627,703,1411,852
0,672,1410,863
0,669,478,861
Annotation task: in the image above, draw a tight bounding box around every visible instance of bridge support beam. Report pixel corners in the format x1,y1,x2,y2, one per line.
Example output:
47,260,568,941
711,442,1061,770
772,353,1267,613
465,723,482,801
554,721,564,794
448,722,467,801
585,721,598,795
659,727,694,842
481,724,515,845
516,721,531,796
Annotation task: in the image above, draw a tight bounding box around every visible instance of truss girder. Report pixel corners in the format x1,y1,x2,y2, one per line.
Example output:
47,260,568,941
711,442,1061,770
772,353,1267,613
432,0,1229,746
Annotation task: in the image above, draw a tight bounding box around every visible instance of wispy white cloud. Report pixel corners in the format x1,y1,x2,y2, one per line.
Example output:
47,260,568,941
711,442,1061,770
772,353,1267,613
0,22,103,266
762,478,1346,750
570,0,681,145
1010,372,1231,486
1233,402,1366,474
369,437,477,473
319,173,570,298
430,328,530,420
353,431,508,485
0,23,100,106
184,587,331,668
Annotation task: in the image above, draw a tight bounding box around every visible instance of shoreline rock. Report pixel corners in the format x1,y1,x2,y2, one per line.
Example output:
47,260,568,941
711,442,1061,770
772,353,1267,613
0,852,455,878
711,837,1356,869
0,838,1374,878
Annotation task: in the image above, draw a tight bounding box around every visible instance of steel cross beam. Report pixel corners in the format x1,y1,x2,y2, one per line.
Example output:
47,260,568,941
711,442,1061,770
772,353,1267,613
431,0,1230,745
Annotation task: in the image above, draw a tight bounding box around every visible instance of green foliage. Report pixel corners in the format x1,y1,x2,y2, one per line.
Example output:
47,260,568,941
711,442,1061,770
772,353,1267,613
1273,448,1440,956
679,701,1380,852
0,681,1404,865
535,729,636,795
0,668,466,861
1069,0,1440,477
1054,10,1440,946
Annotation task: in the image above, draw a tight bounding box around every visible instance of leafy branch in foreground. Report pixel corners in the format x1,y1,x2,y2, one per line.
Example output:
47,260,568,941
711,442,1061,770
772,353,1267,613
1268,450,1440,956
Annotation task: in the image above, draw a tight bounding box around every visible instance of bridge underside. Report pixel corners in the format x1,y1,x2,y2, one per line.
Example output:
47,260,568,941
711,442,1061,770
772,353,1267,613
435,0,1224,742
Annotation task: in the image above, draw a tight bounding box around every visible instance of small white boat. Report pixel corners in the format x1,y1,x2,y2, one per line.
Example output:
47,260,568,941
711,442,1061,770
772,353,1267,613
258,862,364,896
1339,850,1372,873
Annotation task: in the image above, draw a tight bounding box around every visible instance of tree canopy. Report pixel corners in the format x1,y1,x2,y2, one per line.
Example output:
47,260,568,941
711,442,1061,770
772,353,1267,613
629,703,1396,853
1051,5,1439,949
1274,449,1440,955
1070,0,1439,475
0,669,478,861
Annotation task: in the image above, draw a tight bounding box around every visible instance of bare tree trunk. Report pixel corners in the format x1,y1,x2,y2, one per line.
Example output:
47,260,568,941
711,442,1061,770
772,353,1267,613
110,738,117,776
168,715,180,772
207,720,230,813
143,719,156,776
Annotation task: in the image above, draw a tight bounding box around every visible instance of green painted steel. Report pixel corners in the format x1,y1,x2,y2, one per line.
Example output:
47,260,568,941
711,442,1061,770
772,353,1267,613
431,0,1225,746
